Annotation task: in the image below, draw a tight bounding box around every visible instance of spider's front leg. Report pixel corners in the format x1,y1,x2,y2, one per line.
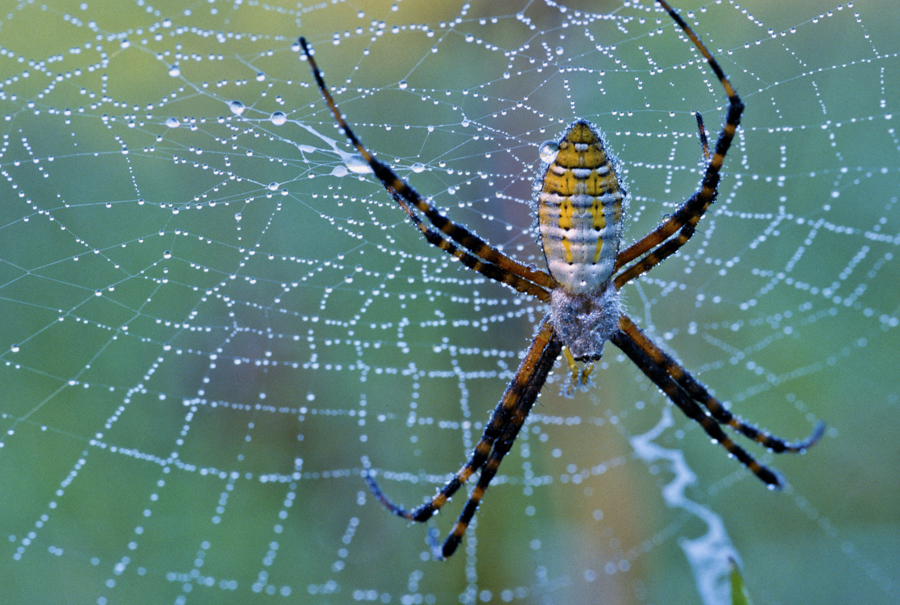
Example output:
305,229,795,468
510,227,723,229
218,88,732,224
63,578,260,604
298,37,554,301
614,0,746,284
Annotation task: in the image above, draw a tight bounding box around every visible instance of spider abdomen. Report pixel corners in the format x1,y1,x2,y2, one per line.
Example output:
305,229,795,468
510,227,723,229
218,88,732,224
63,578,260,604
537,119,626,295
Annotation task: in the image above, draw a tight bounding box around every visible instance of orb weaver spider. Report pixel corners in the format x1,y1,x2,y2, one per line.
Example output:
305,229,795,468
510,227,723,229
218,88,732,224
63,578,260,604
299,0,824,560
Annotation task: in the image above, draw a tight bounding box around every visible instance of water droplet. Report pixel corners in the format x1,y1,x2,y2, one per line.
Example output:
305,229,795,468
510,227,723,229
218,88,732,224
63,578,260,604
168,65,181,77
398,80,408,90
411,162,425,173
270,111,286,125
503,72,511,79
346,154,372,174
120,39,130,49
234,213,242,221
268,182,279,191
256,71,265,82
555,46,564,55
539,140,559,163
165,117,180,128
11,344,19,353
163,251,172,259
229,100,245,116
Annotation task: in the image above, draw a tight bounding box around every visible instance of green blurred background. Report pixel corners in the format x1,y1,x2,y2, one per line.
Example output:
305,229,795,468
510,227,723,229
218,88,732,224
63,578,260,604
0,1,897,603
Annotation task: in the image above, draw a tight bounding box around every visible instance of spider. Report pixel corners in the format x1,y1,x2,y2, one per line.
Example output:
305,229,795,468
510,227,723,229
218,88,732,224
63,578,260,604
299,0,824,560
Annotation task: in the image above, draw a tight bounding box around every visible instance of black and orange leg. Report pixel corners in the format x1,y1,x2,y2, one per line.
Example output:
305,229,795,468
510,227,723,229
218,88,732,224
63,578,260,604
364,318,560,529
617,314,825,452
615,0,745,274
612,314,786,488
439,320,563,558
389,192,551,302
298,38,555,295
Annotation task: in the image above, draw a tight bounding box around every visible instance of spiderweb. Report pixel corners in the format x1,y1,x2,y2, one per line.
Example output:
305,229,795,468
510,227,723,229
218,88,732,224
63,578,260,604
1,1,898,603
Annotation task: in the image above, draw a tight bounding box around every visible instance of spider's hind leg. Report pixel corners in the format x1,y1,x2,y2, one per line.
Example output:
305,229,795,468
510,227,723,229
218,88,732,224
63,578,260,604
612,314,824,488
618,314,825,454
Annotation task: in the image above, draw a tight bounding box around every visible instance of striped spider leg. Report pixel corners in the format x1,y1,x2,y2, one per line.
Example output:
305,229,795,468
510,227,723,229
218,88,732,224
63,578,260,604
298,0,823,560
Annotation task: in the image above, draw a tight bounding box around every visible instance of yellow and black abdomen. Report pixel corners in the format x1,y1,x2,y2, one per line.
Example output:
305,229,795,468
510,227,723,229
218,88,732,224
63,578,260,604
537,119,625,295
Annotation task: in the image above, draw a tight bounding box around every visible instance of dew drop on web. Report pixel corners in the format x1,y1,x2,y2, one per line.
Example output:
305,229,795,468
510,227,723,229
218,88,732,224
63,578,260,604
346,154,372,174
539,141,559,163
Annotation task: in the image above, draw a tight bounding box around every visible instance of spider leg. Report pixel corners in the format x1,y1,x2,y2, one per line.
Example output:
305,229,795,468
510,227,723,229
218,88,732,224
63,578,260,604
614,224,697,289
611,314,822,488
614,0,745,279
618,314,825,452
364,318,561,532
299,38,555,299
696,112,710,162
440,319,563,558
391,192,552,302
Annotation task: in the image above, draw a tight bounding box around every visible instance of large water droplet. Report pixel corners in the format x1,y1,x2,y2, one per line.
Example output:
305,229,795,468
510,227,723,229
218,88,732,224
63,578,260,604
346,154,372,174
165,117,180,128
229,100,245,116
270,111,286,126
539,140,559,163
411,162,425,173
